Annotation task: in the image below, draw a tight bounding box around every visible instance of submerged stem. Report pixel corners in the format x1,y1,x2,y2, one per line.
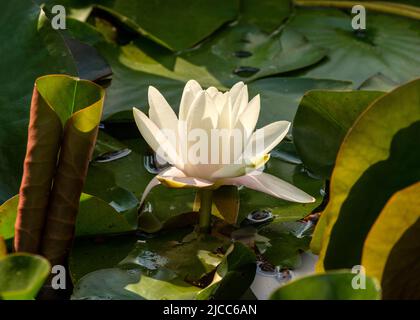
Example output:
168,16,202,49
198,189,213,233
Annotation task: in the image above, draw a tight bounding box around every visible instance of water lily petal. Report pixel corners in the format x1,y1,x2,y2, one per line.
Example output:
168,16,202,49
179,80,202,122
220,171,315,203
139,167,186,207
206,86,219,98
211,163,247,179
236,94,260,144
159,166,186,178
232,84,249,124
229,81,245,104
148,86,179,132
214,91,227,114
211,154,269,180
218,93,232,129
139,176,160,208
133,108,180,166
187,91,218,130
244,121,290,161
157,175,214,189
148,86,180,158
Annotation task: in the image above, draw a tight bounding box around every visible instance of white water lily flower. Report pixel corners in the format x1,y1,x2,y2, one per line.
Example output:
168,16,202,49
133,80,315,206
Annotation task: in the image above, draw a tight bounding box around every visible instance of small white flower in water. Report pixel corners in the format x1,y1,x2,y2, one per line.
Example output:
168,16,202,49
133,80,315,205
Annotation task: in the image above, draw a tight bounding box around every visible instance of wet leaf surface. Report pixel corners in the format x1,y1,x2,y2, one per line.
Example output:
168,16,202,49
0,253,50,300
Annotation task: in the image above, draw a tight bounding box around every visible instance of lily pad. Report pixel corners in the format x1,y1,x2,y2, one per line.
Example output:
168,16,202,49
118,228,227,283
69,234,138,283
293,90,384,178
0,193,137,241
258,221,312,269
289,8,420,87
97,0,240,51
72,240,255,300
0,253,51,300
249,77,352,127
0,196,18,240
270,271,381,300
240,0,292,32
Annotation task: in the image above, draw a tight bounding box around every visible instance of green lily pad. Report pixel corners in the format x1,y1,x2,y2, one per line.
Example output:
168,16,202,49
258,221,312,269
0,193,136,240
358,74,399,92
207,242,256,300
180,23,326,86
69,234,138,283
289,8,420,87
248,77,352,127
293,90,384,178
0,196,18,240
315,79,420,270
71,240,255,300
97,0,239,51
0,253,51,300
240,0,292,33
118,228,227,283
270,271,381,300
72,267,145,300
76,194,137,236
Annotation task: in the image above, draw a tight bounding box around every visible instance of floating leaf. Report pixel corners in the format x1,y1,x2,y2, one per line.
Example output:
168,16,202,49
208,242,256,300
0,253,51,300
98,0,240,51
240,0,292,32
69,234,138,283
248,77,352,127
0,194,136,241
270,271,381,300
119,228,227,283
289,8,420,87
0,196,18,240
72,240,255,300
293,90,384,178
258,221,312,269
358,73,399,92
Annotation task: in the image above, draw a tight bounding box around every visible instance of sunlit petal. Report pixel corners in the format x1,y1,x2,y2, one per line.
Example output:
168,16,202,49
179,80,202,122
221,172,315,203
133,108,180,167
